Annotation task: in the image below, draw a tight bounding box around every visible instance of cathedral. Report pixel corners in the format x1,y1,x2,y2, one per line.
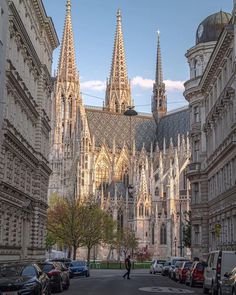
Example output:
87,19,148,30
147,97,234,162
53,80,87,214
49,0,191,259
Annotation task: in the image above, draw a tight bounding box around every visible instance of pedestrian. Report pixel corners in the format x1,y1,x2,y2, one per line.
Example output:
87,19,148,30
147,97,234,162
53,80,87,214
123,255,131,279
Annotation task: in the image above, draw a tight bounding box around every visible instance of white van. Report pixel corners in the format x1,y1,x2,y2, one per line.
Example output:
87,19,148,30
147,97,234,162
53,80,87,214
203,250,236,294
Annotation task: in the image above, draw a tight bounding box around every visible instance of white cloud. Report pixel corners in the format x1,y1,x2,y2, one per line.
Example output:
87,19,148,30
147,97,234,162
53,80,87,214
131,76,185,92
131,76,154,89
80,77,185,93
81,80,106,92
164,80,185,92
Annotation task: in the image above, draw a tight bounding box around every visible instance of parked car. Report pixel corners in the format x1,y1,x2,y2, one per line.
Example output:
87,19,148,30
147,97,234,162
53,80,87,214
161,261,171,276
69,261,89,277
203,250,236,294
169,258,189,280
0,263,50,295
218,266,236,295
171,261,184,281
150,260,166,274
177,261,193,283
38,261,70,292
50,258,72,268
185,261,205,287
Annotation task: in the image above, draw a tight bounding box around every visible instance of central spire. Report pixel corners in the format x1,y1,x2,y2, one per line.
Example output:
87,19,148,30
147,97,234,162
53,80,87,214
152,30,167,119
57,0,78,82
105,9,131,113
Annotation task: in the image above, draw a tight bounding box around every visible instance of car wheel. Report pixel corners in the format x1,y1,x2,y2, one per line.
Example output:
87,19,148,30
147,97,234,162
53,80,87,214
203,284,209,294
57,280,63,293
211,285,217,295
64,278,70,290
190,277,194,287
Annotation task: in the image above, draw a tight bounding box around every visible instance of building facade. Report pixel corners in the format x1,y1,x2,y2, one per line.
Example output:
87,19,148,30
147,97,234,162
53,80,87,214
49,0,191,260
0,0,8,147
184,8,236,259
0,0,59,262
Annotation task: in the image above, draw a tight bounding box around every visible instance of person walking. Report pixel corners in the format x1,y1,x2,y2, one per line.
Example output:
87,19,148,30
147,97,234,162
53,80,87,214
123,255,131,279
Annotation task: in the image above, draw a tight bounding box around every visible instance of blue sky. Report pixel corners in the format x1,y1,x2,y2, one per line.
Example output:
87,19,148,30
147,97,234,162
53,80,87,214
43,0,232,113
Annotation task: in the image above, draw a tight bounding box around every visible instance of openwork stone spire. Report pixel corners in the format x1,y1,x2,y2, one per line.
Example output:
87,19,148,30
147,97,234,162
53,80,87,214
105,9,131,113
57,0,78,82
152,31,167,119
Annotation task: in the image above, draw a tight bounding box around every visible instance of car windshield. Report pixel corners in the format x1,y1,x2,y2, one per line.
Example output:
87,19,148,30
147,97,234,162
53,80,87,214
164,261,171,266
184,262,192,268
38,264,54,272
0,265,36,277
71,261,86,267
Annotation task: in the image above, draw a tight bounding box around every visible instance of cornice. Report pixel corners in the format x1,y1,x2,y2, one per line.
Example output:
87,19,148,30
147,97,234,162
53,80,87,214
30,0,59,50
200,25,234,93
8,2,42,75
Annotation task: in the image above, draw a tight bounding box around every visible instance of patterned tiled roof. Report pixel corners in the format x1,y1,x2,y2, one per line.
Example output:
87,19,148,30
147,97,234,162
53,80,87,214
157,107,190,148
85,107,156,151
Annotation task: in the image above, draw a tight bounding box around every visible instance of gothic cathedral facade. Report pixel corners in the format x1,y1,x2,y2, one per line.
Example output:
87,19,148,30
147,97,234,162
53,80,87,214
49,0,191,259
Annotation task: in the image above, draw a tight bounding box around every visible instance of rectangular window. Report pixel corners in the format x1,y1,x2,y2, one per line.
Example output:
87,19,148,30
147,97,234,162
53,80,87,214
192,183,199,204
194,140,200,162
193,106,200,123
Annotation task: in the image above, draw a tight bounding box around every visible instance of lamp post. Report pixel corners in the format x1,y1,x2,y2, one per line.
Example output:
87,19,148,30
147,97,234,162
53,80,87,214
174,237,177,256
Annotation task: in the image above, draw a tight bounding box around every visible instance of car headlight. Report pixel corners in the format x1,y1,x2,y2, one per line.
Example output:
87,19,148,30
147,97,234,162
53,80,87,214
23,282,37,289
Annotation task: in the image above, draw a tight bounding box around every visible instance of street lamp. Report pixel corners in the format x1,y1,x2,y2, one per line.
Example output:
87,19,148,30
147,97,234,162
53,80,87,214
124,106,138,150
174,237,177,256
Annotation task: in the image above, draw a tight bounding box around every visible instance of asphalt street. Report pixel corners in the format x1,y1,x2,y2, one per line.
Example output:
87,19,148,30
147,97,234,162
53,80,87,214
66,269,203,295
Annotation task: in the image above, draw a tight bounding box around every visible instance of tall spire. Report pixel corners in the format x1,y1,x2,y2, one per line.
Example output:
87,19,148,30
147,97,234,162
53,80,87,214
105,9,131,113
57,0,78,82
152,30,167,119
155,30,163,86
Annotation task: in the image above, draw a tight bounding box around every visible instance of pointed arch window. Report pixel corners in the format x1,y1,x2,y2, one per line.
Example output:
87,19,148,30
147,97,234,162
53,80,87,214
139,204,144,217
115,101,119,113
160,223,167,245
117,208,123,230
145,206,149,217
152,223,155,245
95,159,109,189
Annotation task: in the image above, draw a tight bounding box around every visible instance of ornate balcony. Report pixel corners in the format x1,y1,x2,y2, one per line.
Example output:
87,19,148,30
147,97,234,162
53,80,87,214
187,162,201,177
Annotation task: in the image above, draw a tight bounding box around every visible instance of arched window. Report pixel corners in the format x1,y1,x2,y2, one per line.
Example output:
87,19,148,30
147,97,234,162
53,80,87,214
139,204,144,217
159,99,162,107
123,168,129,187
95,160,109,189
145,206,149,217
152,223,155,245
115,101,119,113
160,223,167,245
117,208,123,230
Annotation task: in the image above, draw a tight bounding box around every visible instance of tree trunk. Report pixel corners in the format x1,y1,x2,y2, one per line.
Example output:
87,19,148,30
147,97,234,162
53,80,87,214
87,246,91,265
73,244,77,260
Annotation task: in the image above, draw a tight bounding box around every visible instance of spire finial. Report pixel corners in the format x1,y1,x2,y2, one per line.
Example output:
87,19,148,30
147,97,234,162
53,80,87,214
117,8,121,20
66,0,71,13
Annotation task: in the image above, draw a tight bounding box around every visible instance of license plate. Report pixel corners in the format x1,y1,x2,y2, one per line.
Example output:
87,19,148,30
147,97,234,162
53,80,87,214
2,292,18,295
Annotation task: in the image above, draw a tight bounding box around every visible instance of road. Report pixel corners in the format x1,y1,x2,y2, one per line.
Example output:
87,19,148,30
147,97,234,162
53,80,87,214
66,269,203,295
